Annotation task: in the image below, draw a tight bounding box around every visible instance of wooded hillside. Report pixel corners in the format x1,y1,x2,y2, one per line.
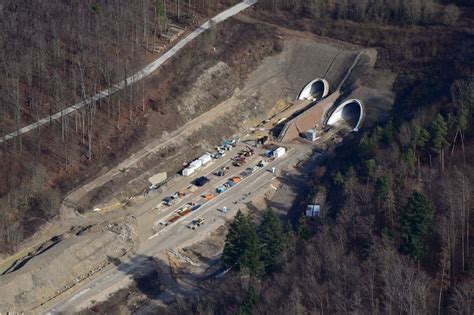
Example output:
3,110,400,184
152,1,474,314
0,0,238,253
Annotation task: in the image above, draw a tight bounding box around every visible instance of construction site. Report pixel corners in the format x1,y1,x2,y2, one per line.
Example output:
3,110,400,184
0,2,396,313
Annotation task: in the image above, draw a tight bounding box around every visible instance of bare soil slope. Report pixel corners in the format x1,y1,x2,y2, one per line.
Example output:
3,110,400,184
0,18,396,313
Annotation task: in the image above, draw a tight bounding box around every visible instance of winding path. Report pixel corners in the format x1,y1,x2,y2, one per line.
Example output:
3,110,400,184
0,0,258,144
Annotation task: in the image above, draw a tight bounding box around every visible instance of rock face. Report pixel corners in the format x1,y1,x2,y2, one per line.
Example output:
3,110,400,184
0,223,134,312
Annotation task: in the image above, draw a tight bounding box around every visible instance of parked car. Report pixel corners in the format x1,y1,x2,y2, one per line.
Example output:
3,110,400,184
194,176,210,187
212,152,225,159
216,185,226,193
219,206,228,213
163,196,176,206
257,160,267,167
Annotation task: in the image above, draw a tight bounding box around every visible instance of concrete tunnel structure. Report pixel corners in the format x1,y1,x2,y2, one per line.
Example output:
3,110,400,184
326,99,364,131
297,78,330,101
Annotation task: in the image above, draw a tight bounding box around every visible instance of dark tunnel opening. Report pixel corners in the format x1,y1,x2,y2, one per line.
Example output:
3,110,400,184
309,81,324,101
340,101,361,129
327,100,363,130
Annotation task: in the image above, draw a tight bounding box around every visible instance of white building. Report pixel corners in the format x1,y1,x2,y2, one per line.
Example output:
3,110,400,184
304,129,318,141
182,166,196,176
198,153,212,165
190,159,202,169
305,204,320,217
273,147,286,158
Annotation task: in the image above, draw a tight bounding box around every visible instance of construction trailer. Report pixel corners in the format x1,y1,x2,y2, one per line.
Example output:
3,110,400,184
198,153,212,165
273,147,286,158
182,166,196,176
190,159,203,169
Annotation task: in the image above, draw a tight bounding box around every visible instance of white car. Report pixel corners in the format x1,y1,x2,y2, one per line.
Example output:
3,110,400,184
219,206,228,213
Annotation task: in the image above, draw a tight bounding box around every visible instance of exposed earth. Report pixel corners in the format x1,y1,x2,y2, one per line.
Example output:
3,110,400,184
0,7,395,313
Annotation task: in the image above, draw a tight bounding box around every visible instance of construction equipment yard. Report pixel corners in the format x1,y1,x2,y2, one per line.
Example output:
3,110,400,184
0,1,396,312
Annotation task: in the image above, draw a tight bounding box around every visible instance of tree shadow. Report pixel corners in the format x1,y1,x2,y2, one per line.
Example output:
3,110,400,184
106,253,207,303
268,151,323,224
107,255,165,299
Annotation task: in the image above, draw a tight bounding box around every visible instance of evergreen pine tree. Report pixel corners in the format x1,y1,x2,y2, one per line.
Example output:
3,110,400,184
258,209,285,271
430,114,449,170
400,191,435,261
238,285,259,315
222,210,248,269
240,217,263,274
297,212,310,240
222,211,262,274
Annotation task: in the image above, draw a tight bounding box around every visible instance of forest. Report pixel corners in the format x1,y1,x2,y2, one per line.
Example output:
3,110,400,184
0,0,472,313
153,1,473,314
0,0,237,253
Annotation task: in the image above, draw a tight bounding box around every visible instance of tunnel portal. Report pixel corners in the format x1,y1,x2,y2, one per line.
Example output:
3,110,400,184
297,79,329,101
326,99,363,131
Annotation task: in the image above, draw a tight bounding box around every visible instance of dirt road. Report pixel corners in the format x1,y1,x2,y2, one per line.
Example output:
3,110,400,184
42,142,311,313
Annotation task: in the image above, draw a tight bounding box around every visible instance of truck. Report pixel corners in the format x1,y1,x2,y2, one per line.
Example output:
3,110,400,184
168,215,181,223
178,209,192,217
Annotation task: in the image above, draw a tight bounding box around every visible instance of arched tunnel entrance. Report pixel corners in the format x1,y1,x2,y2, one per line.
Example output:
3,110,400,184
297,79,329,101
326,99,363,131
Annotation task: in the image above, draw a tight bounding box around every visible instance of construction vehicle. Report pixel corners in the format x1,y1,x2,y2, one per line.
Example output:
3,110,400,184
195,218,205,226
188,217,205,229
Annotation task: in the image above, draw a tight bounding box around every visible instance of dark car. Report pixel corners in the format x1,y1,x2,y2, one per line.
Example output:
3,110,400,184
194,176,210,187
